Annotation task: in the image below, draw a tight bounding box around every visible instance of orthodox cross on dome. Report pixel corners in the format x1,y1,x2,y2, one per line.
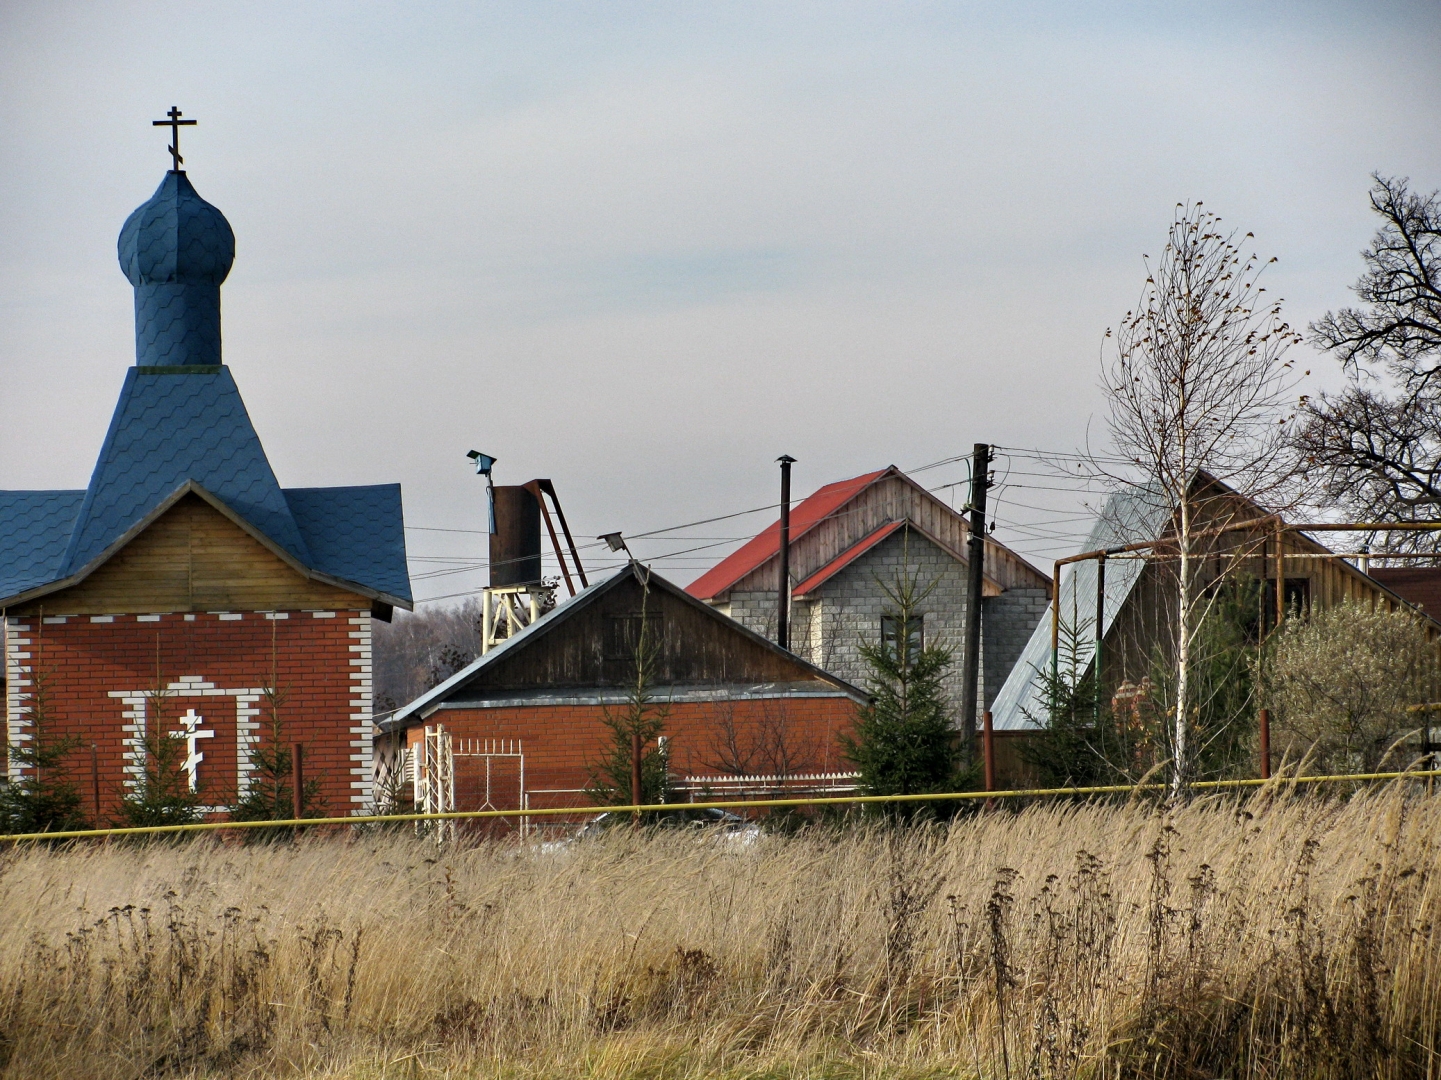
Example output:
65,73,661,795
170,708,215,793
152,106,197,171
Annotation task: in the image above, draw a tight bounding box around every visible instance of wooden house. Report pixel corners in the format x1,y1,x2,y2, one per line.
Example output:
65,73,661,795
989,473,1441,773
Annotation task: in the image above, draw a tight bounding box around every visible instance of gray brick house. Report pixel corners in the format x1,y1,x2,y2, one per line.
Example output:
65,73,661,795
686,467,1051,727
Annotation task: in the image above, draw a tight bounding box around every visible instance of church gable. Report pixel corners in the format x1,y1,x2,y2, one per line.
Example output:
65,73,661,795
14,493,366,616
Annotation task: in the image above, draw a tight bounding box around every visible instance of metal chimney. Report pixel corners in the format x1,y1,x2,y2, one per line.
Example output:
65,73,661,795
490,486,543,587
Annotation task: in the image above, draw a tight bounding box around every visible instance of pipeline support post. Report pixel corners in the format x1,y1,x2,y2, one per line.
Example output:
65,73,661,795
292,742,305,821
1094,552,1106,722
90,744,101,821
983,710,995,793
1050,560,1062,689
1275,519,1285,630
1259,708,1271,781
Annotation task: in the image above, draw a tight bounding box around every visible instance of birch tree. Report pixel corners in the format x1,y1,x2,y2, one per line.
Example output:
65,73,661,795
1097,204,1301,795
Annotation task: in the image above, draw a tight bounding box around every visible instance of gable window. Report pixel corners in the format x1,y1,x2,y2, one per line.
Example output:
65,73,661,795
880,615,923,664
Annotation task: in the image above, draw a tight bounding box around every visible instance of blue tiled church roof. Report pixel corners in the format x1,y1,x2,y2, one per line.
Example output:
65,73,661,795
64,366,311,572
0,491,85,600
118,172,234,367
287,485,411,602
0,375,413,606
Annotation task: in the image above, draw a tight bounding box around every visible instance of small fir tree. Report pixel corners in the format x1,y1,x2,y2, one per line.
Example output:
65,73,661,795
0,665,89,835
586,569,670,811
230,684,323,824
1021,612,1118,787
115,648,205,828
842,559,962,818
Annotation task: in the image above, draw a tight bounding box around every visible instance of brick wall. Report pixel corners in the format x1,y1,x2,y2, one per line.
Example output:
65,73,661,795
2,609,372,821
402,694,859,814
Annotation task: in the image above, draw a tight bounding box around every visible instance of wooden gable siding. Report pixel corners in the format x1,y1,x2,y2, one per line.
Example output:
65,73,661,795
727,472,1048,597
1095,493,1441,692
462,573,836,693
13,494,367,616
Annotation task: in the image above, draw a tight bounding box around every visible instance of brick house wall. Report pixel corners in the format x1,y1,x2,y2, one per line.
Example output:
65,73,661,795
400,693,860,816
3,609,372,820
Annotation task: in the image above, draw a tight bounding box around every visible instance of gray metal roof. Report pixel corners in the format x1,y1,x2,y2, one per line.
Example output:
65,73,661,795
989,487,1169,731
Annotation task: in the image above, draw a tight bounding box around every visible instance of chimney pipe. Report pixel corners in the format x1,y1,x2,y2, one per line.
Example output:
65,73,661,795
776,456,796,649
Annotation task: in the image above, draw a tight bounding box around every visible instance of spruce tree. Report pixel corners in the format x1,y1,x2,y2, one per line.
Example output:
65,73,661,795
231,684,323,826
0,668,89,835
586,569,670,811
114,678,204,828
842,558,961,818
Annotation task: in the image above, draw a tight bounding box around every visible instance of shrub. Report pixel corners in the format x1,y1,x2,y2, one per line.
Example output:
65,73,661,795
1261,599,1439,773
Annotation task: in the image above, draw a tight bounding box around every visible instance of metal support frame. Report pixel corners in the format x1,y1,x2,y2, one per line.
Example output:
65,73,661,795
481,584,543,655
522,479,588,596
413,725,456,842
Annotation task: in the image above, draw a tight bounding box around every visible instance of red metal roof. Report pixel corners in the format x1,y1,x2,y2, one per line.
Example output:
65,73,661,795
792,520,906,598
685,469,889,601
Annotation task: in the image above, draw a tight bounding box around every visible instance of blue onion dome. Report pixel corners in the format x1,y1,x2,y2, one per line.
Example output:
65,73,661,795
118,172,235,366
118,171,234,286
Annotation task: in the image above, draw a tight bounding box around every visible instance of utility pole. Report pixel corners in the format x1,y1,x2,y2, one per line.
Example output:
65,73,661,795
776,455,796,650
960,443,990,760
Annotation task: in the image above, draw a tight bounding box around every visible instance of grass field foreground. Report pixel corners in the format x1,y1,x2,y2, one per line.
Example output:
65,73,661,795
0,788,1438,1078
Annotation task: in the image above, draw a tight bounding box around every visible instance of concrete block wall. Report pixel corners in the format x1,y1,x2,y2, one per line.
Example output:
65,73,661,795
719,532,1049,728
981,587,1050,711
2,609,371,821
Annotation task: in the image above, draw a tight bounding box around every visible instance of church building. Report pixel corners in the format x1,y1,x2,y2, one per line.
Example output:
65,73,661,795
0,116,412,820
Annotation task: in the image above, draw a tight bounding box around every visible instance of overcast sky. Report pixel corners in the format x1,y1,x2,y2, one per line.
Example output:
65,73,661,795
2,2,1439,603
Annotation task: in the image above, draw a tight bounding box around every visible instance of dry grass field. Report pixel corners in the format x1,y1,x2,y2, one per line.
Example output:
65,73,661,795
0,787,1438,1079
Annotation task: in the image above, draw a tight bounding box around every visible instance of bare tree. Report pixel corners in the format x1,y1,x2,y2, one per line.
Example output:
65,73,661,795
703,699,824,780
1094,203,1301,794
371,599,484,711
1294,175,1441,551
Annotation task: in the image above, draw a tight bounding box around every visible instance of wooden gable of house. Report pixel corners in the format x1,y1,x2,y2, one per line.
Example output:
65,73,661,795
11,492,369,616
452,570,857,695
724,468,1048,599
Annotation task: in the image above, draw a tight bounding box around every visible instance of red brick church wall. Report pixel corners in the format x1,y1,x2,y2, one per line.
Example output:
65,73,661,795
3,609,372,822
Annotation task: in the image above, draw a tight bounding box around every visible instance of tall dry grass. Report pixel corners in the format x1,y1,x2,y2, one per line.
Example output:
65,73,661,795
1,787,1438,1078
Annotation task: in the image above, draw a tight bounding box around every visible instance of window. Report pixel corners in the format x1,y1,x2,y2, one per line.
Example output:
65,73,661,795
880,615,924,664
1262,577,1311,632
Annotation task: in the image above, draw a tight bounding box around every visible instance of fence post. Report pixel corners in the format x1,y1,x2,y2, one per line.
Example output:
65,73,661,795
91,744,101,822
1259,709,1271,781
292,742,305,820
983,710,995,793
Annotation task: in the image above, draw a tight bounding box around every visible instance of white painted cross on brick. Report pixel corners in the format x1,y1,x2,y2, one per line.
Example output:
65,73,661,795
170,709,214,793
